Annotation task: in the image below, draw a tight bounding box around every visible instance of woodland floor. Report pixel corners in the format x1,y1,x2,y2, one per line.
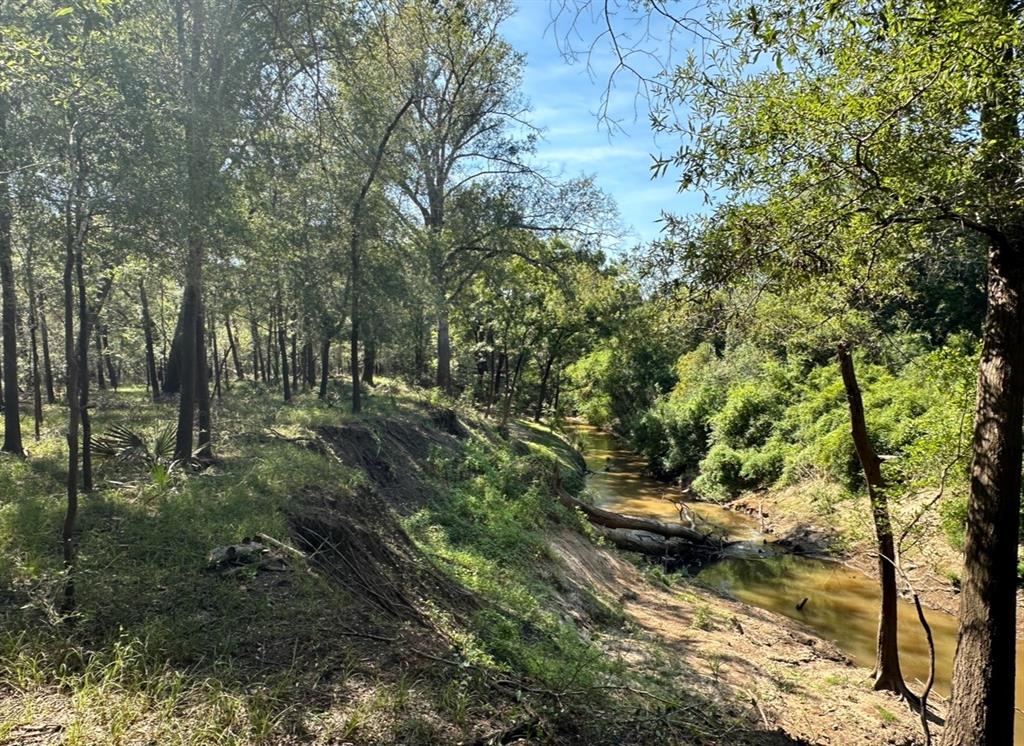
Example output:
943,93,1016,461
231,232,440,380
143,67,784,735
0,382,929,744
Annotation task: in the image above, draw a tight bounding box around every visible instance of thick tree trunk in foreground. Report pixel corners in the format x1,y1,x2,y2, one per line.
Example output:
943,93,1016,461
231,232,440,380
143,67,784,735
0,94,22,455
945,4,1024,740
837,344,908,698
945,236,1024,744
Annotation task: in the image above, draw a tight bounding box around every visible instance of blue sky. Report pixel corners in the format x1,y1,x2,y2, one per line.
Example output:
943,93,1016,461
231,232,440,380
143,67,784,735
501,1,707,248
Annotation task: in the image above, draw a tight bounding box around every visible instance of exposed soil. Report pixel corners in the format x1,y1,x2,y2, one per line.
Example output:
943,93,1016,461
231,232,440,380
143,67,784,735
548,529,926,745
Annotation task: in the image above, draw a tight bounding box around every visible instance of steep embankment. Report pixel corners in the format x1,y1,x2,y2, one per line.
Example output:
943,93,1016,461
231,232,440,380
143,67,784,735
1,387,926,744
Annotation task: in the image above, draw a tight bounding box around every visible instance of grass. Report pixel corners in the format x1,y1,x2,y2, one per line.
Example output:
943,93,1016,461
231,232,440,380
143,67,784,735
0,380,664,745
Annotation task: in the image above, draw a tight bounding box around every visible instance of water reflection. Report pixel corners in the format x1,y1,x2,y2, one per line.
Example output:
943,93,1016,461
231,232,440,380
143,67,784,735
570,423,1024,743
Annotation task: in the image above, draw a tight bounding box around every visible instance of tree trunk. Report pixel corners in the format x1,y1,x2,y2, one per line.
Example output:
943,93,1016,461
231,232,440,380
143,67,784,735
248,307,264,383
534,351,556,423
173,277,200,461
25,248,43,438
945,5,1024,741
319,337,331,399
501,350,525,426
39,294,55,404
289,313,298,391
304,341,315,387
837,344,909,698
413,307,426,385
225,312,244,380
211,313,221,401
73,249,94,491
94,328,106,390
436,303,451,394
163,303,186,394
61,206,82,615
101,327,117,389
276,293,290,402
0,93,22,455
350,254,361,414
173,0,209,463
946,236,1024,744
140,281,159,402
195,297,212,460
267,314,277,381
362,331,376,387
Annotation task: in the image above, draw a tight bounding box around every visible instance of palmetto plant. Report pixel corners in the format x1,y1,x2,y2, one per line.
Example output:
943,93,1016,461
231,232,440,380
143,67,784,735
92,423,177,468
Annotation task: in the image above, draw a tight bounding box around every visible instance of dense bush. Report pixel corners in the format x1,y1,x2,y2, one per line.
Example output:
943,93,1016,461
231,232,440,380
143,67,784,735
573,332,979,507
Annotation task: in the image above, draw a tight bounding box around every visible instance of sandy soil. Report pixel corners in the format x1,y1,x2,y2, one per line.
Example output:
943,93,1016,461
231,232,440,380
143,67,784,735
549,529,928,746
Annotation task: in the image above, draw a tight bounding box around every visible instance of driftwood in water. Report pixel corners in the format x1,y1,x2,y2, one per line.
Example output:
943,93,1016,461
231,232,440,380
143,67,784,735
555,485,724,551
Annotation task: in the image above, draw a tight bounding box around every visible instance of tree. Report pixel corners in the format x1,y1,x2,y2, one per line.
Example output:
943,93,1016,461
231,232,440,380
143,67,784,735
573,0,1022,729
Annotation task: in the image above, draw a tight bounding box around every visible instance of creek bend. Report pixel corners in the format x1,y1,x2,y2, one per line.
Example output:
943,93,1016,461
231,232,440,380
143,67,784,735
570,424,1024,743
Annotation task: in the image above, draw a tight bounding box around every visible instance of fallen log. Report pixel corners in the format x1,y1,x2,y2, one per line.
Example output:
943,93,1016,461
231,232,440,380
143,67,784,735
555,485,725,551
597,527,711,556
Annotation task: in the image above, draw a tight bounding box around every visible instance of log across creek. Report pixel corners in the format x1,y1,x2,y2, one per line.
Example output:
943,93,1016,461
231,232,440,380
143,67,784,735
554,483,728,557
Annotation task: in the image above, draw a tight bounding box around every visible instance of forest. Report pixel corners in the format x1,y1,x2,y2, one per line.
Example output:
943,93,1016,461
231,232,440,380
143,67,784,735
0,0,1021,744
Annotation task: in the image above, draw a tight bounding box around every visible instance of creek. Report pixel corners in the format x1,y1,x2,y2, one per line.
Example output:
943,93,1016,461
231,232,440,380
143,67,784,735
571,424,1024,743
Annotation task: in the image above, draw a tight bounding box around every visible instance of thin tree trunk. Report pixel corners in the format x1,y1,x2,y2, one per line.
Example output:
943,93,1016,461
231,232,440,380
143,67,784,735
837,344,909,698
350,254,361,414
61,207,82,615
74,251,100,492
211,312,221,401
39,294,55,404
0,93,22,455
362,329,376,387
25,247,43,438
101,326,116,389
501,350,525,426
276,292,290,402
436,302,451,394
304,341,314,387
225,312,244,380
289,311,298,391
534,351,556,423
267,313,277,381
94,328,106,390
319,337,331,400
195,296,212,460
140,281,159,402
248,307,263,383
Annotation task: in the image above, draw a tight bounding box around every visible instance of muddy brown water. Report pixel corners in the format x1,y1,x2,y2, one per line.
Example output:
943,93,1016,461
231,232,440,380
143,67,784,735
571,424,1024,742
